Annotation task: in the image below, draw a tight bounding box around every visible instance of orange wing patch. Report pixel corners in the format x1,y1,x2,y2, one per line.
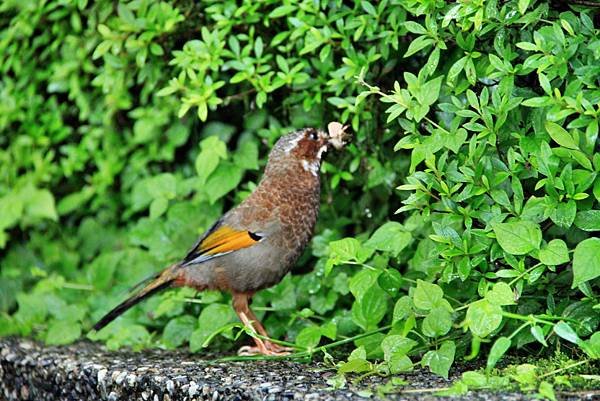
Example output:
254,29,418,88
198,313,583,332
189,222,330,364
183,225,262,265
199,226,260,255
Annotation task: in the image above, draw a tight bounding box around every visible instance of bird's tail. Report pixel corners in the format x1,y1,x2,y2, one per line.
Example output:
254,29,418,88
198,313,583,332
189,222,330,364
92,263,181,332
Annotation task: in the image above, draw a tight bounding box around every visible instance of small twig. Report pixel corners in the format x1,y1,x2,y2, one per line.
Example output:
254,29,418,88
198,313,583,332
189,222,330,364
222,88,256,105
398,387,451,393
62,282,94,291
539,359,590,379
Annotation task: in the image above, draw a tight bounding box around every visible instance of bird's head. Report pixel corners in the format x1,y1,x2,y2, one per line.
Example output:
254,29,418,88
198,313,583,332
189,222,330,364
270,128,329,176
268,124,350,177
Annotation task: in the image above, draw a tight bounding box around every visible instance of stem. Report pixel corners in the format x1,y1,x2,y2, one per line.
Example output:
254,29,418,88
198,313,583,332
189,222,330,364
424,116,451,134
318,325,392,352
509,263,542,286
455,301,475,312
223,88,256,104
399,387,451,393
62,282,94,291
181,298,207,304
508,322,530,340
343,261,378,270
214,325,392,362
501,311,554,326
539,359,590,379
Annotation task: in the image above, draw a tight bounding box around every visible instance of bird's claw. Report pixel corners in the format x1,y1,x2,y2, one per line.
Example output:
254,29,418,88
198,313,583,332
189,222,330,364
237,341,294,356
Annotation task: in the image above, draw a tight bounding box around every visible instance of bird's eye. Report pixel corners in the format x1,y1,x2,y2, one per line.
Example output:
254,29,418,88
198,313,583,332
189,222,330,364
308,129,319,140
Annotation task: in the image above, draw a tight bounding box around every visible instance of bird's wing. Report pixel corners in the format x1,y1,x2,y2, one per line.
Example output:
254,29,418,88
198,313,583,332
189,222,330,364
181,219,265,266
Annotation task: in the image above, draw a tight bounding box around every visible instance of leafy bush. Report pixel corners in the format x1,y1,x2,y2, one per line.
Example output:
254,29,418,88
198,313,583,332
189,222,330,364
1,0,599,389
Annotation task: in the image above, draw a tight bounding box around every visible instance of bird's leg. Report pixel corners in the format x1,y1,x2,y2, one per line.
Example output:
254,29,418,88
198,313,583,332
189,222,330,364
232,292,293,356
244,305,294,354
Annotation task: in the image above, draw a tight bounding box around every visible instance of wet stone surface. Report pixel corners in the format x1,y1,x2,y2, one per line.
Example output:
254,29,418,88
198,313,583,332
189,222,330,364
0,337,596,401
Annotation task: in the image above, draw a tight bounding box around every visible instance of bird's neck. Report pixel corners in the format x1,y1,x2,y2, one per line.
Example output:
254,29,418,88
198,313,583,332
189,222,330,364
260,158,321,195
265,157,320,178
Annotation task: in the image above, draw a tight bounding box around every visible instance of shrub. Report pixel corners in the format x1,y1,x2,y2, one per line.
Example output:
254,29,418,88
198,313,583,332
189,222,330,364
1,0,599,386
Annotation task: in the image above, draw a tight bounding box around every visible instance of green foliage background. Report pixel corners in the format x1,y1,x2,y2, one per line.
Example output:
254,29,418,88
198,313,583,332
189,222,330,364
1,0,600,385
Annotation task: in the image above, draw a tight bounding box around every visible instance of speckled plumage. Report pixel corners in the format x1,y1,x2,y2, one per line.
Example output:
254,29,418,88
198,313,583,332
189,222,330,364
179,129,323,293
93,126,343,355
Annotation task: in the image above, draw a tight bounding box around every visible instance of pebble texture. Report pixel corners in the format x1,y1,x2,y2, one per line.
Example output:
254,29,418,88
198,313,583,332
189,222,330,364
1,337,597,401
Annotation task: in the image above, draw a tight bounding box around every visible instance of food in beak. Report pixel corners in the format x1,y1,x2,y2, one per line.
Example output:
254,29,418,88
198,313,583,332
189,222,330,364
327,121,350,150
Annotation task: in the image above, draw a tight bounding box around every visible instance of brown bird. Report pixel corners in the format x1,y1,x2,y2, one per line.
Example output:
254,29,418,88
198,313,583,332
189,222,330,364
92,123,349,355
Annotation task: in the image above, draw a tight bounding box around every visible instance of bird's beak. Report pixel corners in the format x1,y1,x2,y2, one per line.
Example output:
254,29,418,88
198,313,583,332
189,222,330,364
326,122,350,150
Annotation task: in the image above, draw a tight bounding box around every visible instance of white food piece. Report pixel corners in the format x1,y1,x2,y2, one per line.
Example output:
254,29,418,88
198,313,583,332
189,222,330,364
327,121,349,150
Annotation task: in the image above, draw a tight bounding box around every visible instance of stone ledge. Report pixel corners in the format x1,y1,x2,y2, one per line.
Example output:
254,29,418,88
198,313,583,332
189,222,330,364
0,337,594,401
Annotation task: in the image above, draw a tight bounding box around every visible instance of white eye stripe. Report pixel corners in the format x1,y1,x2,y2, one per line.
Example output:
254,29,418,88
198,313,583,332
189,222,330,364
283,134,302,153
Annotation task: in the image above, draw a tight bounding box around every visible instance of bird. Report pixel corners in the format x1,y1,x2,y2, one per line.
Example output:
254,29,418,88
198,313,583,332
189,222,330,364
92,123,349,355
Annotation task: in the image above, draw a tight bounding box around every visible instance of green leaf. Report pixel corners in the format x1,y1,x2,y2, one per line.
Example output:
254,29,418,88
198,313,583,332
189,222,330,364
512,364,538,385
517,42,538,51
329,238,374,264
233,141,259,170
549,200,577,228
149,197,168,219
487,336,511,370
57,187,93,215
295,325,321,349
146,173,177,200
545,121,579,150
404,36,434,57
189,304,235,351
585,332,600,359
420,76,443,106
422,341,455,379
466,299,503,337
349,269,379,300
538,381,556,401
377,268,403,297
269,5,296,18
338,358,372,374
26,188,58,221
461,371,489,388
364,222,411,256
195,149,220,184
538,239,569,266
422,307,453,337
447,56,467,84
162,315,196,348
0,194,23,229
351,285,388,330
531,325,548,346
522,96,553,107
392,296,412,324
348,346,367,361
46,321,81,345
485,282,515,306
574,210,600,231
404,21,427,34
117,3,136,25
388,354,413,373
518,0,531,14
361,1,377,16
572,238,600,288
492,220,542,255
204,163,243,204
553,321,580,344
381,335,417,361
413,280,444,311
87,251,121,290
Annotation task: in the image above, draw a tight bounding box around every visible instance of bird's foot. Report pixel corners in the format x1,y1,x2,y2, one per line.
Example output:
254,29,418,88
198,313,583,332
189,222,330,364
237,340,294,356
